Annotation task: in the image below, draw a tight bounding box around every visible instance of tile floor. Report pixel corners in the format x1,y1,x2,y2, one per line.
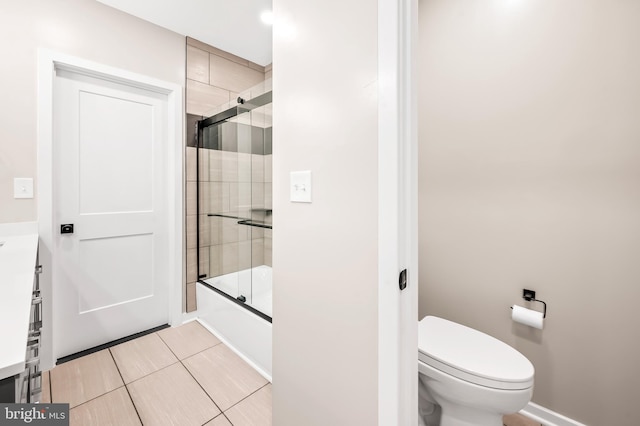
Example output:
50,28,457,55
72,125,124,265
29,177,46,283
41,321,271,426
39,320,539,426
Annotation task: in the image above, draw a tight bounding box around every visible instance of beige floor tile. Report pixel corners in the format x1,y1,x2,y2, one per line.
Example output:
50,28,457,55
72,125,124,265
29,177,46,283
41,370,51,403
69,387,141,426
205,414,233,426
50,350,123,408
503,413,542,426
183,344,268,411
224,384,272,426
110,333,178,383
127,363,220,426
157,320,220,360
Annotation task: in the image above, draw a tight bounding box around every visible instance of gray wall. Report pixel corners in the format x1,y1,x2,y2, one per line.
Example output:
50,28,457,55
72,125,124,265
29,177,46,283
418,1,640,424
272,0,379,424
0,0,185,224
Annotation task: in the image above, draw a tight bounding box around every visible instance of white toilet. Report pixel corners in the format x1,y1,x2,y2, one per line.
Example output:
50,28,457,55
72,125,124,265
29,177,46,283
418,316,534,426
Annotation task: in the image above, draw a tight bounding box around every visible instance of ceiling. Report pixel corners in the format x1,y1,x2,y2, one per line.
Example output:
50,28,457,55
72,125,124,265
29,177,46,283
96,0,273,66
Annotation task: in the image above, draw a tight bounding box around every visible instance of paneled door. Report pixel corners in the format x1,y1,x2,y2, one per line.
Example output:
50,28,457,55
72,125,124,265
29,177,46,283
52,68,170,359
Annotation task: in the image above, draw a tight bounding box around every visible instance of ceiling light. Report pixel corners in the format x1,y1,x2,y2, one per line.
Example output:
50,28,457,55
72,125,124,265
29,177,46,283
261,10,274,26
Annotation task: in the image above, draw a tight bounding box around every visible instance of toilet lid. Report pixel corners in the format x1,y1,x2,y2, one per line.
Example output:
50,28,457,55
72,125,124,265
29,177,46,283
418,316,534,390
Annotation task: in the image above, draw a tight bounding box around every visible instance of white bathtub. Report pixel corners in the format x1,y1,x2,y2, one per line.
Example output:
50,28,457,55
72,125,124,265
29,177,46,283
202,265,272,317
196,266,272,380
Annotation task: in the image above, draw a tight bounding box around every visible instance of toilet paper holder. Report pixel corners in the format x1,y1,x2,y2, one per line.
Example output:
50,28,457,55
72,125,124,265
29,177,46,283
519,289,547,318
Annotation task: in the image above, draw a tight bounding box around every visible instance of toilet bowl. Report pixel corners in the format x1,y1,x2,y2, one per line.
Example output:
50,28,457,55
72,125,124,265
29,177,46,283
418,316,534,426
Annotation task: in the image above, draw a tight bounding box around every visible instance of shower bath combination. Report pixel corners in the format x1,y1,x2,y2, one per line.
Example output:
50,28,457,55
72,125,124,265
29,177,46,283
196,84,273,320
194,80,273,378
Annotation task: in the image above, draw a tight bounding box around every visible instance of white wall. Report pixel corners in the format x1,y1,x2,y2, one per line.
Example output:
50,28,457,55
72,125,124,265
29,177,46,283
418,1,640,424
272,0,379,424
0,0,185,224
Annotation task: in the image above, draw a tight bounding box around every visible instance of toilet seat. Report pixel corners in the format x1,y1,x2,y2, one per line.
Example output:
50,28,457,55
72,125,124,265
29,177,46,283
418,316,534,390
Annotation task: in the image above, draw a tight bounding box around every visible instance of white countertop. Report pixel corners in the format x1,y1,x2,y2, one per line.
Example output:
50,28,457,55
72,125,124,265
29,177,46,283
0,223,39,380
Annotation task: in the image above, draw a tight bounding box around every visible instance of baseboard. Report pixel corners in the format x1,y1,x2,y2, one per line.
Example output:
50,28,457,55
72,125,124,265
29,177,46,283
521,402,587,426
180,311,199,324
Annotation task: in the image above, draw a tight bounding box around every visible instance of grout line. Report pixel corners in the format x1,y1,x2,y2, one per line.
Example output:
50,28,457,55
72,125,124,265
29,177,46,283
155,327,222,362
156,333,180,360
58,323,265,425
46,370,54,403
49,353,125,409
48,371,52,404
108,346,126,385
65,385,126,411
222,381,270,413
106,344,144,424
221,412,234,425
123,384,144,425
155,329,185,361
107,335,181,425
109,327,182,386
106,348,144,424
181,340,223,362
186,78,231,96
181,356,224,417
123,359,182,386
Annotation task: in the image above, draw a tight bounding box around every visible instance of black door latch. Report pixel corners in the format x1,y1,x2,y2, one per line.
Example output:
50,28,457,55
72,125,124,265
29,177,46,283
61,224,74,234
399,269,407,291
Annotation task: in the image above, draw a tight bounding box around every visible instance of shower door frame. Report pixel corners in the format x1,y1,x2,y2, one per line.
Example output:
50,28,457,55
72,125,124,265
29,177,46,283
195,91,273,323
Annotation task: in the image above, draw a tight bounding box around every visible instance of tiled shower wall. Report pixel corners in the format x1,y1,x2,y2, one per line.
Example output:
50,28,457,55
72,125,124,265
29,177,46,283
185,37,272,312
196,121,273,277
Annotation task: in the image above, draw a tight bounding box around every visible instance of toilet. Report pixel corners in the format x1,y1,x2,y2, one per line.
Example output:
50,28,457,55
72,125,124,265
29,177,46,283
418,316,534,426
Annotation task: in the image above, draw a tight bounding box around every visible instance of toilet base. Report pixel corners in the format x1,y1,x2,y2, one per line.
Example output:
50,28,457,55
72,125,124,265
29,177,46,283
419,378,441,426
418,362,532,426
419,401,503,426
438,404,503,426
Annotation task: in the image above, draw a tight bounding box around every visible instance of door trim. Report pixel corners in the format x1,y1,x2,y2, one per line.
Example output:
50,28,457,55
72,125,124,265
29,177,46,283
378,0,418,423
37,49,184,370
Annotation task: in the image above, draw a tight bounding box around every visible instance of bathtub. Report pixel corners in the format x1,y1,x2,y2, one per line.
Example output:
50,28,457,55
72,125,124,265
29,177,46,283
196,265,272,381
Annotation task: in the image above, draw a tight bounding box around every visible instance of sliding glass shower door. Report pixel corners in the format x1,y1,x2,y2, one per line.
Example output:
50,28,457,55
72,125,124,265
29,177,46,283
197,82,272,319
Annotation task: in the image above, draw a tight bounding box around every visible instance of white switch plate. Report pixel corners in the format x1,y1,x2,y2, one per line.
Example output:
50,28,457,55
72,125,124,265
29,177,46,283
14,178,34,199
290,171,312,203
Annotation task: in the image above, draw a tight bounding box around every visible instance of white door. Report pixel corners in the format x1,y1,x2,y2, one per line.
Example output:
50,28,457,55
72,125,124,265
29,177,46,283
52,68,170,359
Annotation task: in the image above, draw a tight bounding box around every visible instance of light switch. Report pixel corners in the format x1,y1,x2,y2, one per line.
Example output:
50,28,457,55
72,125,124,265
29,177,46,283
14,178,34,199
290,171,312,203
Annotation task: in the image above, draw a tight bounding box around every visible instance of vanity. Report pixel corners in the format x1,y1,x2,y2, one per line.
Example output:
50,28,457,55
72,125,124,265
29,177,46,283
0,223,42,403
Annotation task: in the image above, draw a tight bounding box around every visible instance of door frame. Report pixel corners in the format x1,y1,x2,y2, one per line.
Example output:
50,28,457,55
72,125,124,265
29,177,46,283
37,49,184,370
378,0,418,423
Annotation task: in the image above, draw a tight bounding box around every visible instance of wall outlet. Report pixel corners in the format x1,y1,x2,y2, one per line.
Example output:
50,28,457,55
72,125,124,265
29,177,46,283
14,178,34,199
